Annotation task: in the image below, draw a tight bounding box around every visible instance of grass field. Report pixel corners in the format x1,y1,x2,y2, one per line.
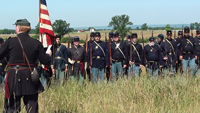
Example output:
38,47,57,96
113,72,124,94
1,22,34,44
1,74,200,112
0,30,195,41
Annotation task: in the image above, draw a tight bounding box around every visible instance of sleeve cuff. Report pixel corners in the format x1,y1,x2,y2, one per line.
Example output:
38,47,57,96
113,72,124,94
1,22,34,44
65,64,68,67
51,65,54,68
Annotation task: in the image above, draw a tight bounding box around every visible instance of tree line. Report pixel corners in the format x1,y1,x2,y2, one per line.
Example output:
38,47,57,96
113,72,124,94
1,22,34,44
1,15,200,41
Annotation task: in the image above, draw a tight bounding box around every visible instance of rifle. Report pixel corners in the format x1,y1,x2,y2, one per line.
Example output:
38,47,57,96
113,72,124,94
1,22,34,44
142,31,147,65
180,25,184,72
106,33,112,79
130,37,133,74
85,34,88,53
191,29,193,37
152,30,154,37
89,37,93,80
174,26,176,39
68,34,70,48
83,34,88,81
52,39,56,79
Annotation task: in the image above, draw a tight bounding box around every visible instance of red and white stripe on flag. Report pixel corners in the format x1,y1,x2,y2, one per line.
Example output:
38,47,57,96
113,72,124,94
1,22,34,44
39,0,54,48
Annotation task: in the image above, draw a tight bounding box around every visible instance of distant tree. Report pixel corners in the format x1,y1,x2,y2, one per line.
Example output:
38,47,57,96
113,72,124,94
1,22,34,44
190,23,195,30
141,23,148,30
35,23,39,34
53,19,73,37
194,22,200,30
165,24,171,31
136,27,140,30
108,14,133,41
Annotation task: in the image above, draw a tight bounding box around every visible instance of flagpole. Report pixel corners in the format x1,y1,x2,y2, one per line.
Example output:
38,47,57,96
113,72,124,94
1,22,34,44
39,0,41,23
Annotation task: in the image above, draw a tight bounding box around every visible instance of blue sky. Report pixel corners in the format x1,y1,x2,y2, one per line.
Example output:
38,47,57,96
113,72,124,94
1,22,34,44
0,0,199,29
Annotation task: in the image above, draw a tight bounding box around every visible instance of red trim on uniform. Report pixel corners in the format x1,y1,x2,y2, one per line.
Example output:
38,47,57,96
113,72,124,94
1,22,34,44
79,62,85,79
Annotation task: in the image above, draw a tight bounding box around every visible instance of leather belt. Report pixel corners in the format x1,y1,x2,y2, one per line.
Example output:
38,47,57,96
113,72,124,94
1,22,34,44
72,59,81,63
9,65,34,70
55,56,62,59
92,56,104,60
112,59,123,62
183,51,192,54
149,61,157,63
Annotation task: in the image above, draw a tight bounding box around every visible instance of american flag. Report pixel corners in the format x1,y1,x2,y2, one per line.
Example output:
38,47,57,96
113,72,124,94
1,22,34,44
39,0,54,48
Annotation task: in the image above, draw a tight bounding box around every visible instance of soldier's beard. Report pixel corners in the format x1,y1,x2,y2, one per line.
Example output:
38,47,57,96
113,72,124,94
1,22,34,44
149,42,155,46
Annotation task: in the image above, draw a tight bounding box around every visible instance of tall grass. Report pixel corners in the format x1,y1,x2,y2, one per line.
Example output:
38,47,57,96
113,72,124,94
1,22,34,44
1,75,200,112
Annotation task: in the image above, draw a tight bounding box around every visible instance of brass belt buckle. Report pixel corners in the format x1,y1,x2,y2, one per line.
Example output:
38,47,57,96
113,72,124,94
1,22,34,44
77,61,80,63
188,52,191,54
57,56,61,59
0,63,2,66
169,52,172,55
97,56,100,59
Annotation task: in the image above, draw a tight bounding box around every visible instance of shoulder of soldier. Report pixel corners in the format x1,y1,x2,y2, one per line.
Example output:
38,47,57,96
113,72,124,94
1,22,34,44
60,44,67,49
100,41,106,45
137,43,142,47
144,44,149,48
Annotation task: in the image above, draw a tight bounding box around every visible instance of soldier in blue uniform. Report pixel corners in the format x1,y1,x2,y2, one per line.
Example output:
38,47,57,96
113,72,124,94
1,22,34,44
0,38,8,91
177,26,197,76
144,37,163,77
126,33,143,77
175,31,183,72
51,35,68,84
110,32,127,80
155,34,164,47
68,36,86,83
194,29,200,75
88,32,109,83
160,30,177,76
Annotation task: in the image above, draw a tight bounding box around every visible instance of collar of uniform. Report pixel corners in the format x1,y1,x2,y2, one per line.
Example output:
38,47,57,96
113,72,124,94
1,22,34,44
56,44,61,48
132,42,137,45
166,38,172,41
73,45,80,49
17,32,29,38
184,35,190,39
95,40,101,43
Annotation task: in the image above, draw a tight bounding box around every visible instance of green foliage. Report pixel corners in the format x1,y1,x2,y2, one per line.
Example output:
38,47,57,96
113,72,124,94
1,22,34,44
137,38,149,43
194,22,200,30
32,34,39,40
190,22,200,30
165,24,171,31
61,37,71,43
190,23,195,30
141,23,148,30
60,37,86,43
108,14,133,41
136,26,140,30
0,29,15,34
53,19,73,37
35,23,39,34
